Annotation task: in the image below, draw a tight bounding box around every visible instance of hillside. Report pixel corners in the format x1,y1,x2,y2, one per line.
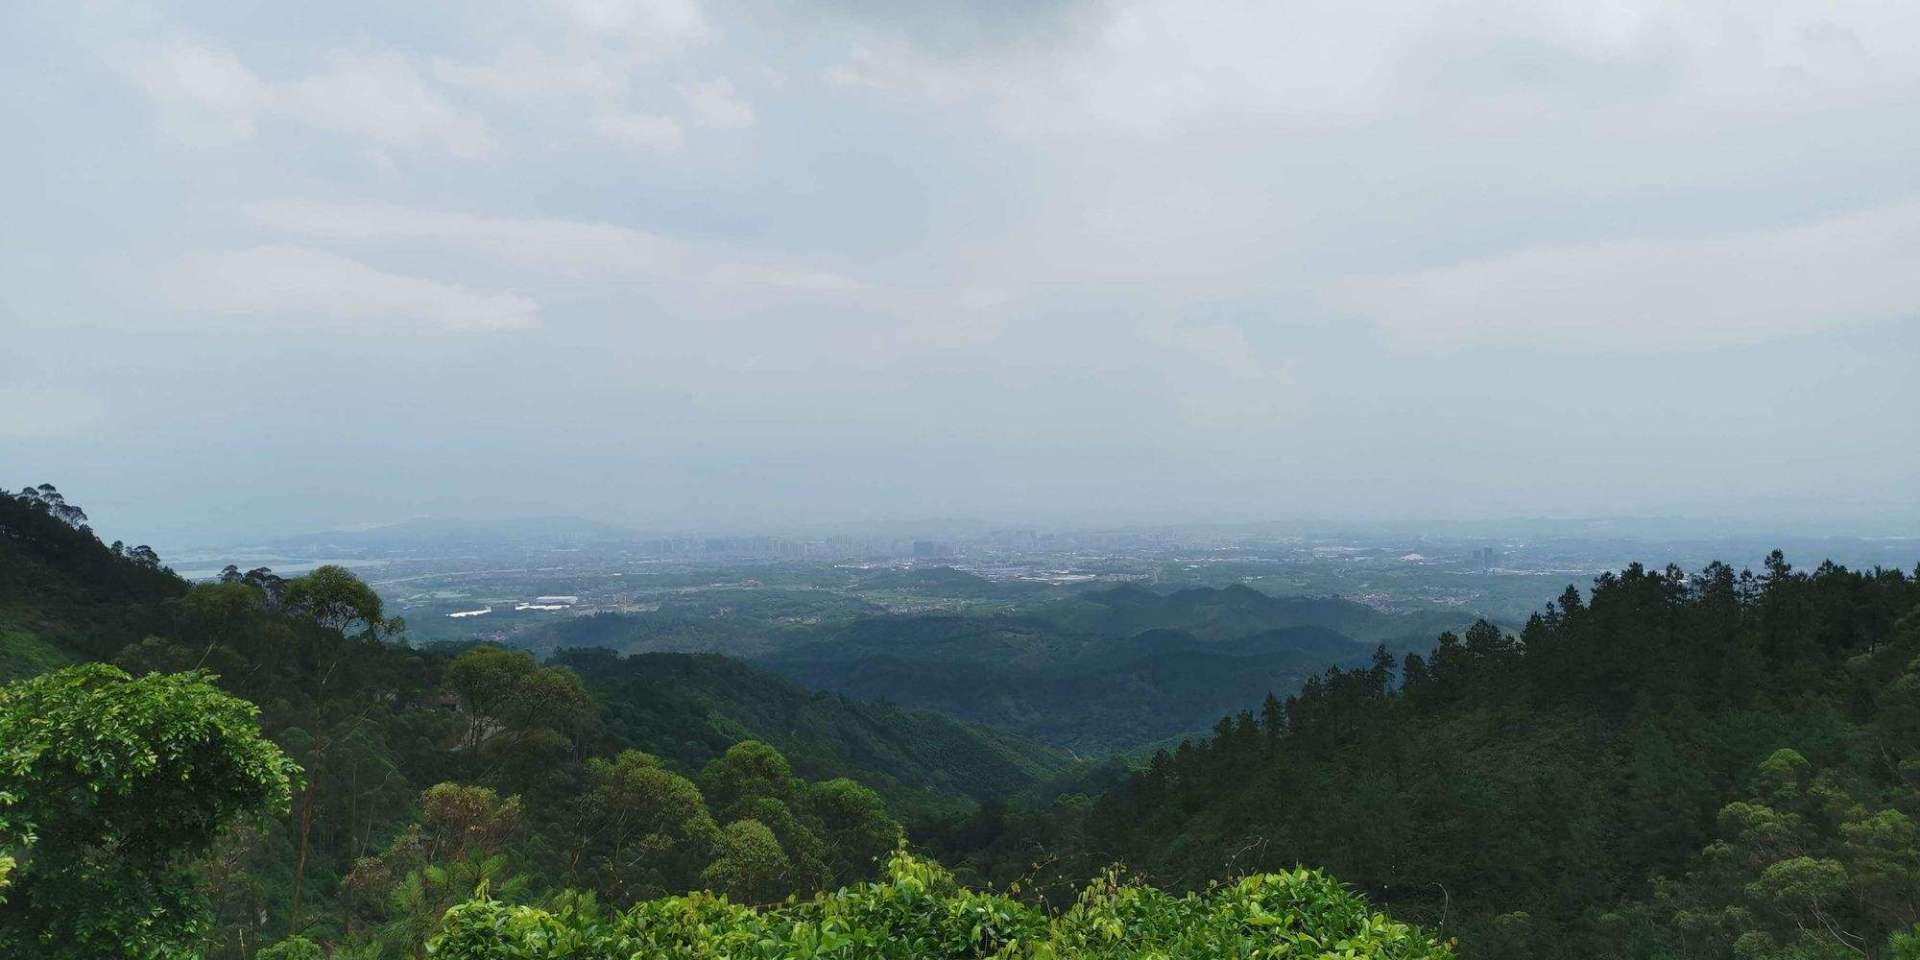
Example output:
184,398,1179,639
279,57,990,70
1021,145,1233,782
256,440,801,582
0,486,183,677
0,486,1074,957
513,576,1481,754
553,648,1070,816
1031,582,1470,651
749,586,1475,752
756,621,1360,753
928,556,1920,959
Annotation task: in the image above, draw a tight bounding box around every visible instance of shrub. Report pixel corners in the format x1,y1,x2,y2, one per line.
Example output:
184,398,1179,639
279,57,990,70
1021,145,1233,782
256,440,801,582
430,850,1452,959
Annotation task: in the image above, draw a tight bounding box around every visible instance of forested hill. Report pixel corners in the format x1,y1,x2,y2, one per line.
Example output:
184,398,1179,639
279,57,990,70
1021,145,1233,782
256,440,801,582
1034,582,1468,650
929,556,1920,959
0,485,182,677
756,618,1360,754
554,649,1069,815
0,485,1070,956
744,585,1474,753
0,486,1062,815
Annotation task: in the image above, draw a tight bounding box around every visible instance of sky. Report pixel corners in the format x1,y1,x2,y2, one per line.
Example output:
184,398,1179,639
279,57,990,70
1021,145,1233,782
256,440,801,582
3,0,1918,546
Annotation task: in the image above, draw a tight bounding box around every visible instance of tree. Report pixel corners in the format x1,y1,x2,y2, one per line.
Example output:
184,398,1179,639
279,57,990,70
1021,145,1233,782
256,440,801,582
803,777,899,885
570,751,716,902
699,819,789,904
344,783,526,958
14,484,87,529
699,740,795,822
445,646,593,755
283,565,398,642
699,742,832,896
0,665,297,959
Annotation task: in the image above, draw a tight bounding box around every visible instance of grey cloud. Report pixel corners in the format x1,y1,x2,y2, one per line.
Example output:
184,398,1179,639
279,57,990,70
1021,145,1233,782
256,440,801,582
7,0,1919,539
1336,199,1920,351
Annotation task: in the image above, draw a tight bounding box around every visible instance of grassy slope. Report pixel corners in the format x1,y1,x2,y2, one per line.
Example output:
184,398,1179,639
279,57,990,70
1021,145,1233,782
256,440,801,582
0,622,72,681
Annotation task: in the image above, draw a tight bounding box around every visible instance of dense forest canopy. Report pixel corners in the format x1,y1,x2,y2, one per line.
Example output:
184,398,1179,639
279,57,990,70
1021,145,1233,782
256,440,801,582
0,487,1045,956
6,484,1920,958
542,583,1474,753
928,556,1920,959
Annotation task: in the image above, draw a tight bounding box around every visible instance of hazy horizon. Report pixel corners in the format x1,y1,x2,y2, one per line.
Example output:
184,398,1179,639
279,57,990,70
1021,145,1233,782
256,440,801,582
139,506,1920,565
6,1,1918,545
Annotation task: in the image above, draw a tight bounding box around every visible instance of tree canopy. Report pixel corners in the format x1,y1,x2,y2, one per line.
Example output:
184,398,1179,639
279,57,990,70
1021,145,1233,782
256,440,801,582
0,664,297,959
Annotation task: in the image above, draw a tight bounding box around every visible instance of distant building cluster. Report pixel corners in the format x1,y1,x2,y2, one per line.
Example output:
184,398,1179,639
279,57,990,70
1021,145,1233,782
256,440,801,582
1471,547,1502,570
450,596,580,618
514,595,578,612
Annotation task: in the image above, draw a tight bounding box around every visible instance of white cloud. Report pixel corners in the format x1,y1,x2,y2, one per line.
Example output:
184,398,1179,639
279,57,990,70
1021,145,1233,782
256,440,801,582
285,51,492,157
701,262,863,292
828,0,1920,136
246,199,870,297
554,0,709,58
1335,199,1920,351
116,42,489,156
594,109,685,151
432,44,626,100
681,77,754,129
247,200,683,279
114,42,274,143
170,246,540,331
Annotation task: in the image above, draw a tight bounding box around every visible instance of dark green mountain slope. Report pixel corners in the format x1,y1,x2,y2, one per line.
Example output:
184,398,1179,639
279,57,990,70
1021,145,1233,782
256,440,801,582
1030,582,1469,650
553,648,1069,816
929,557,1920,959
758,620,1365,753
1,486,1056,812
0,485,1072,955
0,486,181,677
748,587,1475,752
518,576,1478,753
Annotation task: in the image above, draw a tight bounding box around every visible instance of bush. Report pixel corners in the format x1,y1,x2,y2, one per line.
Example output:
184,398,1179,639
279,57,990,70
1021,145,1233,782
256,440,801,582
257,936,324,960
430,850,1452,959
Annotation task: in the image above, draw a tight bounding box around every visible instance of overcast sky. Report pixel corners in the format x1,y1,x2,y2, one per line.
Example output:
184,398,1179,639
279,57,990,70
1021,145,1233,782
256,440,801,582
4,0,1918,545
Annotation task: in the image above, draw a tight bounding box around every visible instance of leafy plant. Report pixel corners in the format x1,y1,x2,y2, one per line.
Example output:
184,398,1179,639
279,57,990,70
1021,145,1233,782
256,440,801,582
0,665,297,959
430,850,1453,959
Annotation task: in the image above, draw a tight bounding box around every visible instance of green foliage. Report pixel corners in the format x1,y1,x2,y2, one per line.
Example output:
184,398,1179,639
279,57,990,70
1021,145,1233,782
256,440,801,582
346,782,530,958
0,486,184,665
935,558,1920,958
547,584,1470,754
283,565,401,642
566,750,715,900
556,649,1070,819
1889,924,1920,960
0,627,70,682
446,646,593,753
9,489,1918,960
700,819,792,904
1,491,1021,956
1626,738,1920,960
430,851,1454,959
753,595,1421,753
339,741,904,953
0,665,297,958
256,935,324,960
